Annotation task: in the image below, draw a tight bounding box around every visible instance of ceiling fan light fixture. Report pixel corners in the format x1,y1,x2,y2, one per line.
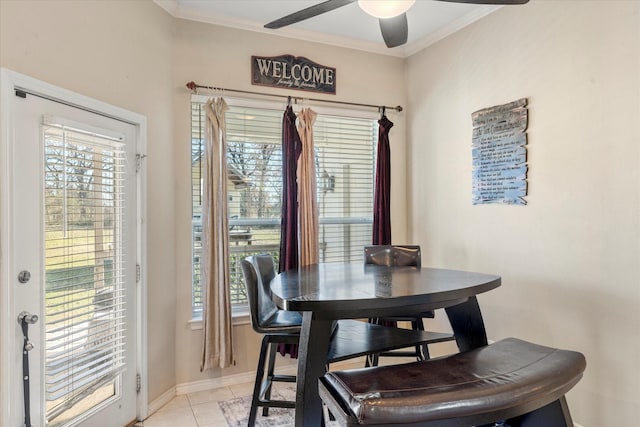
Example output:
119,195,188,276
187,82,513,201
357,0,416,19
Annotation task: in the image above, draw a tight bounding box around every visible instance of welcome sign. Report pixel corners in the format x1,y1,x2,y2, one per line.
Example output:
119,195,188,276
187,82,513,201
251,55,336,94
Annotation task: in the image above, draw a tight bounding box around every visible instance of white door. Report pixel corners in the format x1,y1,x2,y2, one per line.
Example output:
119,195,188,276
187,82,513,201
2,82,139,427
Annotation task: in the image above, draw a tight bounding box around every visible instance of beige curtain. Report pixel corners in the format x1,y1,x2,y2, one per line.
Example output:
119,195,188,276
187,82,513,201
297,108,319,266
200,97,234,370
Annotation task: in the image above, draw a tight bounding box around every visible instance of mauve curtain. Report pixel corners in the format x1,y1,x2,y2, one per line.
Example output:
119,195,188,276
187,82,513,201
200,98,234,370
297,108,319,266
279,105,302,273
372,115,393,245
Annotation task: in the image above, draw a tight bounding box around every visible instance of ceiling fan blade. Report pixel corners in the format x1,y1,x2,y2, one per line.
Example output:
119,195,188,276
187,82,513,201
379,13,409,48
264,0,356,29
433,0,529,4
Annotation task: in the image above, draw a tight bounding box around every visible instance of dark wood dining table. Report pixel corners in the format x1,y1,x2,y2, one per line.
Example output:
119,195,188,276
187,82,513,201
269,262,501,427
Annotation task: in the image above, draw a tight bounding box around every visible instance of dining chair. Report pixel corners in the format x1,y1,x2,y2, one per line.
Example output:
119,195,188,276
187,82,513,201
240,254,301,425
243,253,394,424
363,245,452,366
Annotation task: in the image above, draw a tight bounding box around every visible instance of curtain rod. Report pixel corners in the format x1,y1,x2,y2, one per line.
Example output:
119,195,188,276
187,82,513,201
186,81,403,113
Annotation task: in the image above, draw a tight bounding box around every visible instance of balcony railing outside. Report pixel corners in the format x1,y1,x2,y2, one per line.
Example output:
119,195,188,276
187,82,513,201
192,218,372,314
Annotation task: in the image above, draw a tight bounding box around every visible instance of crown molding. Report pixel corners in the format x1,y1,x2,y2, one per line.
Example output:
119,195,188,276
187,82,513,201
404,5,500,57
153,0,500,59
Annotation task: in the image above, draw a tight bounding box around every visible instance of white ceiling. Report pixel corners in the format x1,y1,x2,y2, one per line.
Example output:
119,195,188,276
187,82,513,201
155,0,504,57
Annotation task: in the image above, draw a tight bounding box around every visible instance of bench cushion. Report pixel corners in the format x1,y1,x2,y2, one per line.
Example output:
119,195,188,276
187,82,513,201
322,337,585,425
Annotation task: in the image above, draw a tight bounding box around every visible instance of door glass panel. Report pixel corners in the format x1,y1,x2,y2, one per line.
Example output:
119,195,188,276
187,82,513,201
43,122,127,426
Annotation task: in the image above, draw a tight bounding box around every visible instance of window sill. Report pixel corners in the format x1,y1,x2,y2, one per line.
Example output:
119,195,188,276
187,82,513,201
189,306,251,330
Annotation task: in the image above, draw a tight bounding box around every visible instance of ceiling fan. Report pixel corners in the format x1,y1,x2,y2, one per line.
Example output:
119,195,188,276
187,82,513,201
265,0,529,48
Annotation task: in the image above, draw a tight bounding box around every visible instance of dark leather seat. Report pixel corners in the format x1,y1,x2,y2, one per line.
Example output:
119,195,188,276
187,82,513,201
320,337,586,426
363,245,454,365
364,245,423,268
247,254,302,334
241,255,301,425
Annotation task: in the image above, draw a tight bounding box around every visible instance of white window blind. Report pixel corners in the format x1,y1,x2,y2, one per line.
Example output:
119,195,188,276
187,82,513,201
314,114,376,262
191,99,376,312
43,121,127,424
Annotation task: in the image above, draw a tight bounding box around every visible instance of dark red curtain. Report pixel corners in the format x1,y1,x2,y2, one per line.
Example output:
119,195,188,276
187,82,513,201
278,105,301,358
279,106,302,274
372,115,393,245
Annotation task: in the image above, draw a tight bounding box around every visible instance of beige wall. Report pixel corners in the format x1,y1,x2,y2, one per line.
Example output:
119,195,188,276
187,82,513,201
5,0,633,423
172,18,407,385
0,0,177,402
406,1,640,425
0,0,408,405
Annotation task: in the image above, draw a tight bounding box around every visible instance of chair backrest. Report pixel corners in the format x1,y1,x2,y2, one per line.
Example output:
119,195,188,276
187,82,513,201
363,245,421,267
240,254,279,332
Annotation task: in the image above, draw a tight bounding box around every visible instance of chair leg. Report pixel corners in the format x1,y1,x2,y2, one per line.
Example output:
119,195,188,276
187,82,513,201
262,342,278,416
366,318,381,367
421,342,430,360
249,336,270,426
513,396,574,427
369,352,380,367
413,318,430,360
410,319,422,361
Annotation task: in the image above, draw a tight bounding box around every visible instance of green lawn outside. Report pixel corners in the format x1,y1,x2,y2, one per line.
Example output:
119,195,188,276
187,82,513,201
45,228,114,270
45,288,96,325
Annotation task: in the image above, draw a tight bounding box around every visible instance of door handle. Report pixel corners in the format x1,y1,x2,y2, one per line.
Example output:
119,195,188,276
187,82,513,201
18,311,37,426
17,311,38,325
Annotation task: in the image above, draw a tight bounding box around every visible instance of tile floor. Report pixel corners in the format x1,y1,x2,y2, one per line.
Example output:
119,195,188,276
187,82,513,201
136,380,255,427
135,352,451,427
135,358,366,427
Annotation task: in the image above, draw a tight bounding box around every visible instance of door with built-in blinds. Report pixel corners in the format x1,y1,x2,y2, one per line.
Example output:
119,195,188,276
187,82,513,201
8,92,138,427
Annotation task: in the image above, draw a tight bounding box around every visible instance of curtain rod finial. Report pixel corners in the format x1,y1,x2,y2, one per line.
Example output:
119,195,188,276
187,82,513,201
395,106,403,112
186,81,197,92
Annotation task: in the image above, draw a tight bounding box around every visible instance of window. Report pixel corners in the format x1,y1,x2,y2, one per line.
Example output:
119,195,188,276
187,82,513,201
191,97,377,316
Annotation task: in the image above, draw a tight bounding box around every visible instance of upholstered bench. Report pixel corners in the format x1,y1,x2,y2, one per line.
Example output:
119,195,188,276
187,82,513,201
319,338,586,426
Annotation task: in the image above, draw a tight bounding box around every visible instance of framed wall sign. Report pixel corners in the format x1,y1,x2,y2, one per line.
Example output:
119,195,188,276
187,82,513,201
472,98,528,205
251,54,336,94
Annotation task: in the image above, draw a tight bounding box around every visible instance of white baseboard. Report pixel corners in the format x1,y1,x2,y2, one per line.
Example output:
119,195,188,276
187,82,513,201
149,372,258,417
147,386,176,415
574,423,585,427
175,370,258,395
173,356,368,397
